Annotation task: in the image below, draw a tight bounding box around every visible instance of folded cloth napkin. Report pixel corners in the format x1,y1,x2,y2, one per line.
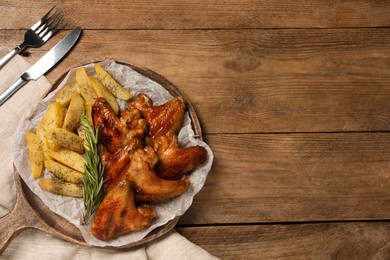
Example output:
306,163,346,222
0,47,219,260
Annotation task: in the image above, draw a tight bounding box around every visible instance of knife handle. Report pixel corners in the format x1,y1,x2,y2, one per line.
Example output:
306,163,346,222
0,78,28,106
0,47,21,70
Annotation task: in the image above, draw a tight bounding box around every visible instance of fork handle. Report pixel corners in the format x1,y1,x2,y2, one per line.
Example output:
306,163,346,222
0,47,23,70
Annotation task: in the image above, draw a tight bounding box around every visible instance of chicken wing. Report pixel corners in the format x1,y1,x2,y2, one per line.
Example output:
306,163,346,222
126,146,190,203
92,97,128,152
92,97,147,152
100,145,131,191
120,100,148,140
96,99,148,190
149,131,208,180
131,94,186,138
91,180,156,240
131,94,207,179
90,95,206,240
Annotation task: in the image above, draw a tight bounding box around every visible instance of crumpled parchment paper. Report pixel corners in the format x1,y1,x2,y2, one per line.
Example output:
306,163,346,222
13,60,214,247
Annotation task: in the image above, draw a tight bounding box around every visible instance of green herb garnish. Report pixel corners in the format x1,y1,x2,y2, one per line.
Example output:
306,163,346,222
81,108,104,224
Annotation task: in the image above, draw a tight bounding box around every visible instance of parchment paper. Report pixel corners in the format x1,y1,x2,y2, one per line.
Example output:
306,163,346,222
13,60,214,247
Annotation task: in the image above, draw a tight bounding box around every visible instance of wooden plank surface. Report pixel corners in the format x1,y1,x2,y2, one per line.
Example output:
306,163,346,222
1,1,390,29
2,28,390,133
180,133,390,224
1,0,390,258
177,222,390,259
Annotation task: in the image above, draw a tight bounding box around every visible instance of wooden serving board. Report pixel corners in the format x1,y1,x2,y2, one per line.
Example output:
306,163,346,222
0,60,203,253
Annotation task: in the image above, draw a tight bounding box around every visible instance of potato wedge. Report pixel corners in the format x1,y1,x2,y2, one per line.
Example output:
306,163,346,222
38,136,52,161
76,67,97,105
39,178,83,198
47,128,84,153
36,119,46,143
36,102,65,143
63,93,84,133
44,158,83,184
25,131,44,179
47,148,86,173
95,63,132,100
89,76,119,113
55,82,79,106
77,125,86,140
45,101,65,127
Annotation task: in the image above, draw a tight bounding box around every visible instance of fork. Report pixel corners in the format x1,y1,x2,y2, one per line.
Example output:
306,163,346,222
0,6,64,69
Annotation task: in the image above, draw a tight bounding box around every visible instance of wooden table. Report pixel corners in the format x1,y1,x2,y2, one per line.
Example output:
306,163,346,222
2,1,390,259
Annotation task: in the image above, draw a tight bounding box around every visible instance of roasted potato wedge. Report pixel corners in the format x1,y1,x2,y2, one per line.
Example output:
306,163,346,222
62,93,84,133
89,76,119,113
77,125,86,140
47,148,86,173
76,67,97,105
25,131,44,179
39,178,83,198
55,82,79,106
36,102,65,143
38,137,52,161
47,128,84,153
44,158,83,184
45,101,65,127
94,63,132,100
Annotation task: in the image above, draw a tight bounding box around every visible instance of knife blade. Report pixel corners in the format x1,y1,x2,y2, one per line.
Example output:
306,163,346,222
0,26,82,106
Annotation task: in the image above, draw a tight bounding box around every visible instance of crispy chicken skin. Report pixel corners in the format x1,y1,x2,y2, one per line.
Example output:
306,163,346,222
92,97,146,153
149,131,207,180
100,145,131,190
96,100,147,190
133,94,207,180
92,97,128,152
132,94,186,138
127,147,190,203
120,101,148,140
91,180,156,240
90,95,206,240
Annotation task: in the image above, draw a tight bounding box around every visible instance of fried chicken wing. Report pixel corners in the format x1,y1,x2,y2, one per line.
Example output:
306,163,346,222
97,101,148,190
91,180,156,240
149,131,208,180
100,145,131,190
93,97,147,153
132,94,186,138
131,94,207,179
120,101,148,140
92,97,128,152
90,95,206,240
126,147,190,203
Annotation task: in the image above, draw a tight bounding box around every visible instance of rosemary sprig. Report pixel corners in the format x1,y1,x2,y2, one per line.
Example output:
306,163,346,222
81,108,104,225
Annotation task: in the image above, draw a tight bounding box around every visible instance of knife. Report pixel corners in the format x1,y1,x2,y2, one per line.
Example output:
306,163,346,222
0,26,82,106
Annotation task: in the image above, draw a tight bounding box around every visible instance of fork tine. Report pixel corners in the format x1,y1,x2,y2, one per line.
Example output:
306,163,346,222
38,11,63,38
47,11,64,31
37,27,49,38
45,20,70,42
42,31,53,42
30,6,56,31
35,8,62,34
40,19,63,42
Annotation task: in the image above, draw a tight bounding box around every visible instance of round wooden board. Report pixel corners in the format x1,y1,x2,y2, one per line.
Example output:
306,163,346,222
0,60,204,252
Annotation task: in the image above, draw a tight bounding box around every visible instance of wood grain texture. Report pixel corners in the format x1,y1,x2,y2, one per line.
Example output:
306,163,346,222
177,222,390,259
1,1,390,257
180,132,390,224
1,1,390,29
2,28,389,133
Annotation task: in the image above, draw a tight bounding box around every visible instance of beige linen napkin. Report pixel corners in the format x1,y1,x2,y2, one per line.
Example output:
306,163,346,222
0,48,219,260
